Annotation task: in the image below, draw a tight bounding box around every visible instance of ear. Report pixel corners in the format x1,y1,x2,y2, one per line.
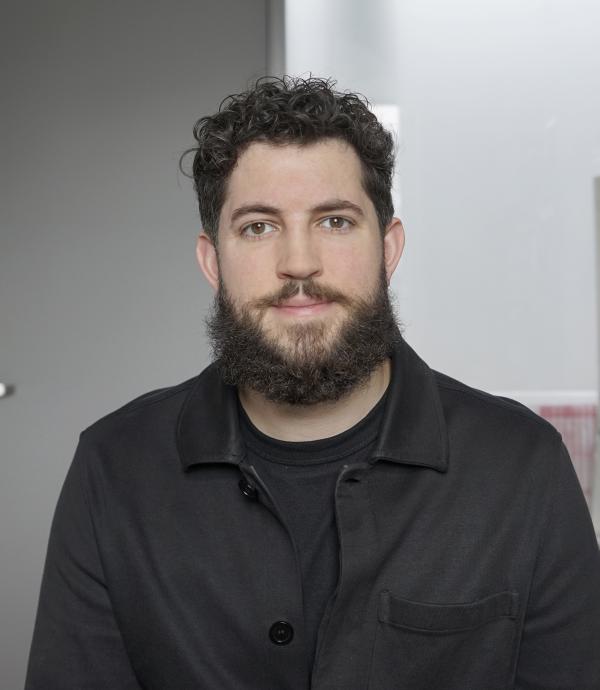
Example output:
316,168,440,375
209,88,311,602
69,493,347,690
383,218,405,284
196,233,220,291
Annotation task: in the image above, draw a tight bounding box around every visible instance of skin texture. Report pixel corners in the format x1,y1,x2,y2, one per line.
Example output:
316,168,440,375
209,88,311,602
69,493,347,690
196,138,405,441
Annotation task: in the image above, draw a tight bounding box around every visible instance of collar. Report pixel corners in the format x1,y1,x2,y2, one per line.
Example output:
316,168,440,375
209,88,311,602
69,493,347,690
177,336,449,473
370,338,448,472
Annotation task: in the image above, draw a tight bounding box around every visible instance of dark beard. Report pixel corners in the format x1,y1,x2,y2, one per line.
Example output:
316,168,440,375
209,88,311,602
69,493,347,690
206,270,401,405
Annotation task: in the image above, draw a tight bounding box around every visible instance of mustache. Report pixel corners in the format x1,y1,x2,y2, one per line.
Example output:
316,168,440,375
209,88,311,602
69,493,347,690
251,279,353,311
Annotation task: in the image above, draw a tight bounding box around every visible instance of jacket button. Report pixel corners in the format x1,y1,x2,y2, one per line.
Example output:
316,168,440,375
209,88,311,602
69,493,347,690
269,620,294,645
238,477,258,500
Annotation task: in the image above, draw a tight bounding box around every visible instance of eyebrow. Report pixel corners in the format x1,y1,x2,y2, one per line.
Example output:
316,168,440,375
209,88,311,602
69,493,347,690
229,199,365,224
230,204,280,223
311,199,365,218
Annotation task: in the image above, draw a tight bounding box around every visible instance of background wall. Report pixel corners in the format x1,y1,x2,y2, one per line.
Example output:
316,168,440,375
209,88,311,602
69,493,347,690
0,1,268,686
286,0,600,394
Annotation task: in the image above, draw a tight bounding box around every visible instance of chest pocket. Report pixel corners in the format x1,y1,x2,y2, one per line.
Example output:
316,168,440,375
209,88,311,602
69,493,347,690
368,589,519,690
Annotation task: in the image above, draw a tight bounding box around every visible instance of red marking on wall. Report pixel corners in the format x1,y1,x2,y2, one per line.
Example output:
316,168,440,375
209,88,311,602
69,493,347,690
538,405,596,507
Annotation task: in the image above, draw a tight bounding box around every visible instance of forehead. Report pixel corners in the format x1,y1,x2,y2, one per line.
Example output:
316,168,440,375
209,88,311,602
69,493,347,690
221,138,372,217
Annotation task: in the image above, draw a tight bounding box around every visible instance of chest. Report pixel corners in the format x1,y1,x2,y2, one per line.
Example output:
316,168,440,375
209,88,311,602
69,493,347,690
94,461,534,689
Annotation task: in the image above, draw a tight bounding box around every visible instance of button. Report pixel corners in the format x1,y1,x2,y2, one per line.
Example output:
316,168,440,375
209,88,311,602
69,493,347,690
269,620,294,645
344,474,361,483
238,477,258,500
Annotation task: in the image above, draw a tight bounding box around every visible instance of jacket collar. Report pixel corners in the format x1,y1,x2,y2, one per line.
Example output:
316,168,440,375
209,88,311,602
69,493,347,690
177,337,448,473
177,362,245,469
370,338,448,472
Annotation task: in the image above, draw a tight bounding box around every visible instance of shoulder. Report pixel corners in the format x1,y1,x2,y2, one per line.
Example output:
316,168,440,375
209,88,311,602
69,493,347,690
70,371,214,486
430,370,565,491
86,377,194,429
425,371,574,531
433,369,561,445
78,368,214,451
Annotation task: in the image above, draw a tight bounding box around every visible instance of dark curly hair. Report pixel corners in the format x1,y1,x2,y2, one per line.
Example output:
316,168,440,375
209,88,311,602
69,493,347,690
182,76,395,244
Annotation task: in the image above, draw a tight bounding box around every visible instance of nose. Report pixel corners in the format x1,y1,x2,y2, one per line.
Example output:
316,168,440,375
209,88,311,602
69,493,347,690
276,228,323,281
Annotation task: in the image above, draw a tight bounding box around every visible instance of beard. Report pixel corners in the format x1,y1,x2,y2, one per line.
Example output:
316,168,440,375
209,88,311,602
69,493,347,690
206,267,402,406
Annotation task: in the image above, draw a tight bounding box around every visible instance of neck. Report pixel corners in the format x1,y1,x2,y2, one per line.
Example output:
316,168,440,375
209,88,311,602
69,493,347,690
238,358,391,442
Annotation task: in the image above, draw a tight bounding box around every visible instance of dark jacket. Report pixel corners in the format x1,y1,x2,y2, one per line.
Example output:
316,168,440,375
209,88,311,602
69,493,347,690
26,339,600,689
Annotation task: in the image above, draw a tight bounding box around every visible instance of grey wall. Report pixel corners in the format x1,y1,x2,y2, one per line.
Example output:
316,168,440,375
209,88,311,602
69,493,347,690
0,1,268,686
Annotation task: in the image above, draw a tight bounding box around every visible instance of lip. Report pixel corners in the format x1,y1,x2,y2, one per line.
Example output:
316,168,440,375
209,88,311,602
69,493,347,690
273,300,333,317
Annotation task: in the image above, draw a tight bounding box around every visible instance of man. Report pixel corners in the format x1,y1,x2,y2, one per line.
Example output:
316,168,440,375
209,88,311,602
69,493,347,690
26,77,600,689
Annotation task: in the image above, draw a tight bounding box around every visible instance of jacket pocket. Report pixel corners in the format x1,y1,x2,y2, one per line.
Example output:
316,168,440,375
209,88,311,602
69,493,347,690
368,590,519,690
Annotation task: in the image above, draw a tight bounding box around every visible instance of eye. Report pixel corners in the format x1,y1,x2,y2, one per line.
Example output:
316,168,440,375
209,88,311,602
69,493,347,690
241,221,277,239
320,216,353,231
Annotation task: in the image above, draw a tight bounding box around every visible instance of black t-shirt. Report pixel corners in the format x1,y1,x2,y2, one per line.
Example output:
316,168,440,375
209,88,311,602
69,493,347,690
238,392,387,669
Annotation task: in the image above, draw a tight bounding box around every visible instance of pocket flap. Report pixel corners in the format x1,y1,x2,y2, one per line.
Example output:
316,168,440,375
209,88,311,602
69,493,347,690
378,590,519,633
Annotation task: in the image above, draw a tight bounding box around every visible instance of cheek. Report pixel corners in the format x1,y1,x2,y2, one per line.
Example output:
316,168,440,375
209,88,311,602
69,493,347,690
325,244,382,291
218,253,274,301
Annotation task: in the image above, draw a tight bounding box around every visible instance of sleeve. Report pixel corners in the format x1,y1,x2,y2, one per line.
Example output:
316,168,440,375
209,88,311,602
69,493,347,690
25,435,142,689
515,442,600,690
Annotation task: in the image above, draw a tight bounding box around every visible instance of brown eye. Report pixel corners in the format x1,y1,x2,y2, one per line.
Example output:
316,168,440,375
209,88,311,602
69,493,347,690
241,222,276,238
321,216,352,231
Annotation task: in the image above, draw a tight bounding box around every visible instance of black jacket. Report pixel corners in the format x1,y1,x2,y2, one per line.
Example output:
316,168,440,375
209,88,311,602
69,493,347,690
26,339,600,689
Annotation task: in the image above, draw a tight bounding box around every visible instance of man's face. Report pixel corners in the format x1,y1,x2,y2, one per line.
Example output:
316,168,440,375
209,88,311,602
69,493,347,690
197,138,404,404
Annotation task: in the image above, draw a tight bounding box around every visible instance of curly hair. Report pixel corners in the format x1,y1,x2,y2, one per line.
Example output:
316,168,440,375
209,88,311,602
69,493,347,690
182,76,395,243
